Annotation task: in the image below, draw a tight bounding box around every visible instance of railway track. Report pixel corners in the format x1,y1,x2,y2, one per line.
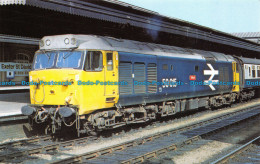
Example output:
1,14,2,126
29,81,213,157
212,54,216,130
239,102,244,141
0,104,258,163
212,136,260,164
0,114,28,125
50,107,260,164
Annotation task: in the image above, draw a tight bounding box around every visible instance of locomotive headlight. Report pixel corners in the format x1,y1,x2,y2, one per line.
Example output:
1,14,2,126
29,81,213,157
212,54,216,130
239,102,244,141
71,38,76,45
39,40,44,47
64,38,70,45
46,39,51,46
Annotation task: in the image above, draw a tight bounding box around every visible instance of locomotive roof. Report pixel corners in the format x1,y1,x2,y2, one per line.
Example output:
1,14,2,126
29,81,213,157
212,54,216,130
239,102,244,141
40,34,234,62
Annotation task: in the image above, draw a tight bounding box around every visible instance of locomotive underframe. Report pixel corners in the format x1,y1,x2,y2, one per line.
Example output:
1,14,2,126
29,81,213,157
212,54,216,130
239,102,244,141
24,88,256,137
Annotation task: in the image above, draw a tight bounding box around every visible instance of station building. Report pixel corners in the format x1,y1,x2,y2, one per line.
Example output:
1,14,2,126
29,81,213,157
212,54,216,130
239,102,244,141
0,35,38,85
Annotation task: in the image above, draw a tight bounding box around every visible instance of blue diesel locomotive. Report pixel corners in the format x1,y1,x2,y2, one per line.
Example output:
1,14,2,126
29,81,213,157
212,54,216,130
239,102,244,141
21,35,260,135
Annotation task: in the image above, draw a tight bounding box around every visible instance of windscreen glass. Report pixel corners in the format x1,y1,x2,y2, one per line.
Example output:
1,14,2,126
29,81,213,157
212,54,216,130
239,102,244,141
33,52,56,70
56,51,82,68
33,51,83,70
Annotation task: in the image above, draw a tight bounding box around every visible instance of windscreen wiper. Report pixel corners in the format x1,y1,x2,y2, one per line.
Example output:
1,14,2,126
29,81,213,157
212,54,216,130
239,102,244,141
46,53,52,62
63,52,73,59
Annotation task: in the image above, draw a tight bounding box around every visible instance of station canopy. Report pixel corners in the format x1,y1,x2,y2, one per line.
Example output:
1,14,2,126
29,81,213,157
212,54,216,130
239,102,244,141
0,0,259,58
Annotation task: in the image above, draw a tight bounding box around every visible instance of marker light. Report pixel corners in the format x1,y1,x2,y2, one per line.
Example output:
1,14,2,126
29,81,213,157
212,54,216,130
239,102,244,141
39,40,44,47
71,38,76,45
46,39,51,46
64,38,70,45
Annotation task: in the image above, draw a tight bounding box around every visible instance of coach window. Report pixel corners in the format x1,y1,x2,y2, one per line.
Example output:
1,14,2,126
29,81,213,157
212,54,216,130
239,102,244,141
249,67,251,77
258,66,260,77
106,53,113,71
252,66,256,78
84,51,103,71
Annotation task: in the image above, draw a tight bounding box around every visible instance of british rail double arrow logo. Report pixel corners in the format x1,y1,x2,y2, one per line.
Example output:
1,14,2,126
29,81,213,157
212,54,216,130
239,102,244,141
204,64,219,91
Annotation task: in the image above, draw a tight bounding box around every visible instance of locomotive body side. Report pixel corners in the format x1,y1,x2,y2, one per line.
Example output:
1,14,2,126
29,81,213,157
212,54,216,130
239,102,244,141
117,51,234,108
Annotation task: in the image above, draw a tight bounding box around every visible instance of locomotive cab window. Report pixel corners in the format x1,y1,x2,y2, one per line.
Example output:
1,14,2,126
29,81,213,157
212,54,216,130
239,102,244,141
84,51,103,71
33,52,56,70
106,53,113,71
34,51,84,70
56,51,83,69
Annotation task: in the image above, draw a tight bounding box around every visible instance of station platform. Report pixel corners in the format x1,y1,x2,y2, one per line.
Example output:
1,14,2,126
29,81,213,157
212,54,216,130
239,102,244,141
0,86,29,91
0,92,30,117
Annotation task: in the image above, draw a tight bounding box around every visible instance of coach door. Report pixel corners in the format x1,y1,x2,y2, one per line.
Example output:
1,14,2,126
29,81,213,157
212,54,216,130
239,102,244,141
232,62,240,92
104,51,119,101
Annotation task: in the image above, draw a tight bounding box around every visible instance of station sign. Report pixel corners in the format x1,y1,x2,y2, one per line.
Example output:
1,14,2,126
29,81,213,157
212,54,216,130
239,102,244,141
0,62,32,72
0,62,32,77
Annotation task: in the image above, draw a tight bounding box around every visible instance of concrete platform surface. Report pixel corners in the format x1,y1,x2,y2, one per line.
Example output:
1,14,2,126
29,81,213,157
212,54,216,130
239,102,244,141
0,92,30,117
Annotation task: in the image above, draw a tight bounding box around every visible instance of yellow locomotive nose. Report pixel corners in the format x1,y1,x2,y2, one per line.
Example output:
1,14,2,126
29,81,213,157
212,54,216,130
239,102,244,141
29,49,119,116
29,69,81,106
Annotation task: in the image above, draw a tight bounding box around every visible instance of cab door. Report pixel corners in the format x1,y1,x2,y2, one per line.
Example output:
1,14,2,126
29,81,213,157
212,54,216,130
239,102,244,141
104,51,119,101
232,62,239,92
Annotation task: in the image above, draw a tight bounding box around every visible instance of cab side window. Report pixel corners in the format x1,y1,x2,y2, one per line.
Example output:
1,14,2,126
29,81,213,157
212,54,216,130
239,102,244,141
84,51,103,71
106,53,113,71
